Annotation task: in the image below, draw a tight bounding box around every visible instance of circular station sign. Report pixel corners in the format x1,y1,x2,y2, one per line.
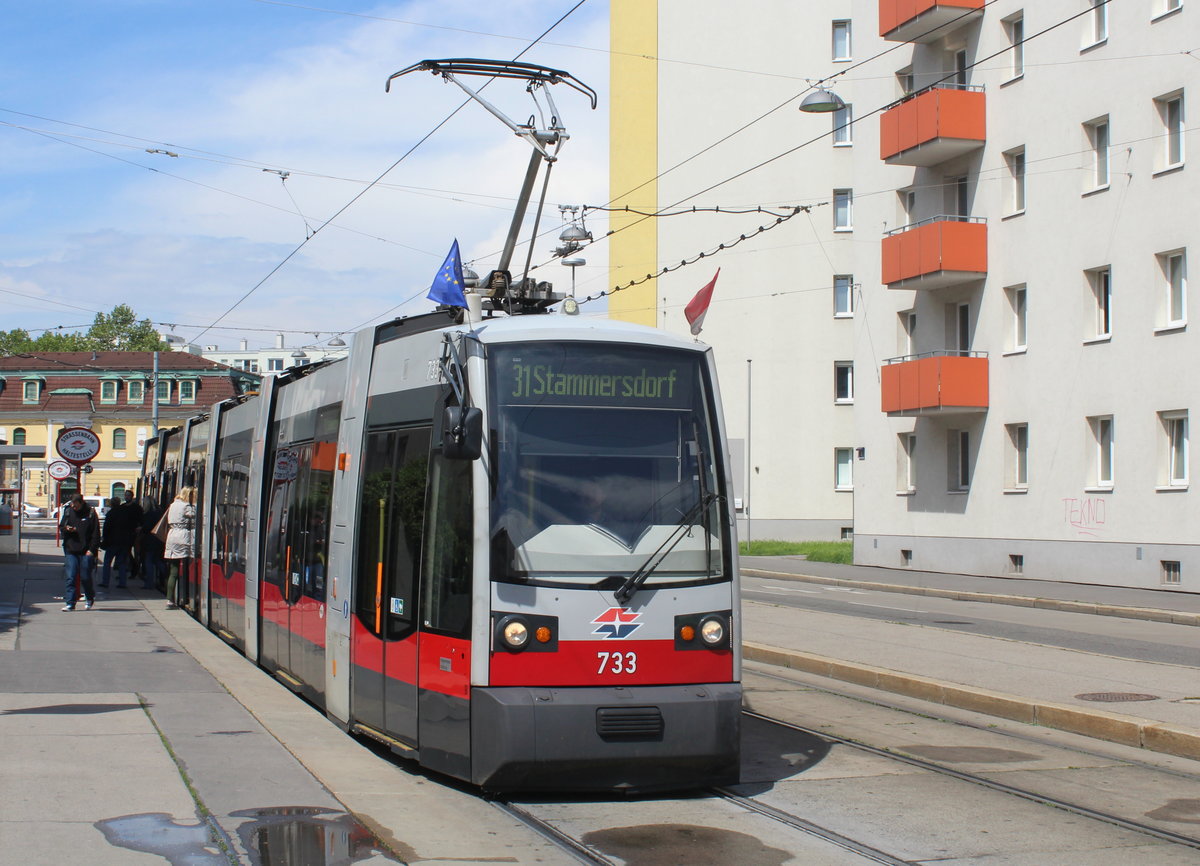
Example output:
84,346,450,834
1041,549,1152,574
47,460,74,481
55,427,102,465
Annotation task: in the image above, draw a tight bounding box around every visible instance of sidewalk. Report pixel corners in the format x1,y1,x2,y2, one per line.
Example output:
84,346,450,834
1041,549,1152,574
0,528,561,864
741,556,1200,762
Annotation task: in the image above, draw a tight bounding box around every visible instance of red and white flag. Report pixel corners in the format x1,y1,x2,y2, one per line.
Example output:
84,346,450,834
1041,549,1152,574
684,269,720,336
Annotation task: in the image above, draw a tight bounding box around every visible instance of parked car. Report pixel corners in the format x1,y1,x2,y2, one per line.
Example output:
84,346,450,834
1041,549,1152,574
21,502,47,519
50,496,109,521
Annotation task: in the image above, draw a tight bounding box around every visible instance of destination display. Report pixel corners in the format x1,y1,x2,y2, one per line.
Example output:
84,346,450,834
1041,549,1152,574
494,344,698,409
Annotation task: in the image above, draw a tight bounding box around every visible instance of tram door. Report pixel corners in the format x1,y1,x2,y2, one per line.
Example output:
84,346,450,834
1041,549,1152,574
352,427,431,746
262,443,333,701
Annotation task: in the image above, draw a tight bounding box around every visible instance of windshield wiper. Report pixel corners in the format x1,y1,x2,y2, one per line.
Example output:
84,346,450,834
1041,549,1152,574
612,492,718,605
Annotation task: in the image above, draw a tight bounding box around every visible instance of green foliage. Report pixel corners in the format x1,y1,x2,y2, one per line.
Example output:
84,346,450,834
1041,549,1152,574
739,539,853,564
0,304,166,355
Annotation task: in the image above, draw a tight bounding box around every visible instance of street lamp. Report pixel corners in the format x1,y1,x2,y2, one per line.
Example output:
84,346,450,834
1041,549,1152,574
798,87,845,114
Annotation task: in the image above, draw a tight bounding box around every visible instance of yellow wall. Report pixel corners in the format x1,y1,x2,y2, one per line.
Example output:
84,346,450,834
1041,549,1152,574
608,0,659,326
3,417,150,507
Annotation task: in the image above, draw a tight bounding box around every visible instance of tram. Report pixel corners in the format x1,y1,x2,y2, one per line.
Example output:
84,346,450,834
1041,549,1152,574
140,58,741,791
142,306,742,792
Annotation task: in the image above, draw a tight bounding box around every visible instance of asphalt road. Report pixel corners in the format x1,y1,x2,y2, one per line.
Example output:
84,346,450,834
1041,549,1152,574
742,574,1200,669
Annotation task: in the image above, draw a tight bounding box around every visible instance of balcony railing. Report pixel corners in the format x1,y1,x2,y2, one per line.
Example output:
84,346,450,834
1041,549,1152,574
880,0,985,43
882,215,987,291
880,85,985,166
881,351,989,416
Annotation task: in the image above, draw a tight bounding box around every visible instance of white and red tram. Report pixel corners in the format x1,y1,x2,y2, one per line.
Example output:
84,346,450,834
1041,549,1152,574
144,307,742,791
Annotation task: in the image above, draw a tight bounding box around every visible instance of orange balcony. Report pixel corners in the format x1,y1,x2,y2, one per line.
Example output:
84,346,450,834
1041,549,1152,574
880,86,985,166
882,216,987,291
881,352,988,416
880,0,985,43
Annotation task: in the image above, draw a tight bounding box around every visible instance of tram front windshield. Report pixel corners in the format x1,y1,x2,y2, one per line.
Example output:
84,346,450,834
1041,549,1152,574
489,342,726,587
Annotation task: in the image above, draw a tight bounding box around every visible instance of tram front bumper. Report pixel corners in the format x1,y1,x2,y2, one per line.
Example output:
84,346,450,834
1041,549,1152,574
471,683,741,792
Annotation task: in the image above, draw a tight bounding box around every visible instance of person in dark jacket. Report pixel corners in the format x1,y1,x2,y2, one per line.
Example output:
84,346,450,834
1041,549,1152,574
99,496,137,589
59,494,100,611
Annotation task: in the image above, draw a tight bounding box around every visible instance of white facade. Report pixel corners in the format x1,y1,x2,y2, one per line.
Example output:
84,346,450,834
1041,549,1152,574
612,1,1197,590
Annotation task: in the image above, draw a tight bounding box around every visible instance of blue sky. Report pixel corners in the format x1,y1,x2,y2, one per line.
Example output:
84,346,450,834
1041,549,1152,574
1,0,610,351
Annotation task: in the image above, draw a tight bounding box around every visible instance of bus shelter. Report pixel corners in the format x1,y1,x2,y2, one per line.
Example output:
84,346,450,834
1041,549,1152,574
0,445,46,560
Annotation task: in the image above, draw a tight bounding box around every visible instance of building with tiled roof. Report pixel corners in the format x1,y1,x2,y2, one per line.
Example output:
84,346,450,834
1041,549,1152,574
0,352,259,511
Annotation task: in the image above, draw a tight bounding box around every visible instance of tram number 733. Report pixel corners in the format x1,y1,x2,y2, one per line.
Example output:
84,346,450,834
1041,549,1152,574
597,651,638,675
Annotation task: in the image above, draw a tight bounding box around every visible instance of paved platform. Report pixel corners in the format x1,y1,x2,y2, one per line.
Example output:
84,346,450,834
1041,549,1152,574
742,556,1200,762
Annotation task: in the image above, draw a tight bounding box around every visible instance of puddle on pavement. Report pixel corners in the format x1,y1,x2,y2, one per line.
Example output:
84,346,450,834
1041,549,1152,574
231,806,411,865
2,702,142,715
95,812,228,865
1145,798,1200,825
583,824,790,866
902,745,1039,764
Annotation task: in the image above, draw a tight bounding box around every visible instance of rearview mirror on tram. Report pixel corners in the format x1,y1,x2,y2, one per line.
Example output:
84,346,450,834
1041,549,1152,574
443,406,483,460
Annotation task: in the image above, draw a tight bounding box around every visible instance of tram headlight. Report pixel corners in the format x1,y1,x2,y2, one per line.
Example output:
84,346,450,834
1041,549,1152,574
674,610,732,651
500,617,530,650
699,616,725,646
494,612,559,653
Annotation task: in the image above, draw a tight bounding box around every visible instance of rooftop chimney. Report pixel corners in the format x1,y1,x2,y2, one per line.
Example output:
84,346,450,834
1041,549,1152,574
239,338,248,351
275,333,285,350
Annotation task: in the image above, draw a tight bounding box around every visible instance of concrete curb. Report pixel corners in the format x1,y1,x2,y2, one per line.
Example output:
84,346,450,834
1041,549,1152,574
743,641,1200,763
742,568,1200,627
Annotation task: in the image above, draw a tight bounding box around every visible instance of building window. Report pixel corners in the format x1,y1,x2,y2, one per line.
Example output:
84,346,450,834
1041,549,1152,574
22,381,40,403
1161,560,1182,586
901,310,917,355
127,380,144,403
1089,415,1114,487
832,103,853,145
112,428,127,451
1006,284,1028,351
954,301,971,353
1006,423,1029,488
12,428,26,445
1085,116,1110,188
832,20,852,61
1160,410,1189,486
1158,250,1187,328
100,380,118,403
834,448,854,490
179,380,196,403
897,67,914,97
1155,0,1183,17
898,432,916,493
268,358,284,371
1157,92,1185,169
900,549,913,567
948,429,971,490
834,362,854,403
1009,554,1024,575
1087,266,1112,338
834,275,854,316
157,380,171,403
1004,13,1025,79
1087,0,1108,45
1004,147,1026,214
833,189,853,230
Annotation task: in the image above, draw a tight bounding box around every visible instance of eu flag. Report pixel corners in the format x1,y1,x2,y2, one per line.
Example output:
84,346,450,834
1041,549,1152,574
427,239,468,308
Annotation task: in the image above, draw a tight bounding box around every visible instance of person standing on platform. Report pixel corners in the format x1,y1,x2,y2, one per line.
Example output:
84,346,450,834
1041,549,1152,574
138,496,165,591
122,490,144,581
59,494,100,611
164,487,196,610
99,496,136,589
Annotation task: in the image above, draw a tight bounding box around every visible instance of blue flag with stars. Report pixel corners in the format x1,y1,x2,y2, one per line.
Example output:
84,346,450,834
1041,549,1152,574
428,239,468,308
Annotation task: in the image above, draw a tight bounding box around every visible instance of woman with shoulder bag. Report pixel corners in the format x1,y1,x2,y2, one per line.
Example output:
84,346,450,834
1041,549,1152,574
164,487,196,610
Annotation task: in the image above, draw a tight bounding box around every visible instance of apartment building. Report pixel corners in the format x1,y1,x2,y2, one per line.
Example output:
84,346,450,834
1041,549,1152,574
610,1,1195,590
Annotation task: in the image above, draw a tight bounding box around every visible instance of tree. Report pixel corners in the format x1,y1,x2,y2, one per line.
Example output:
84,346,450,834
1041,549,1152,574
83,304,165,351
0,305,166,355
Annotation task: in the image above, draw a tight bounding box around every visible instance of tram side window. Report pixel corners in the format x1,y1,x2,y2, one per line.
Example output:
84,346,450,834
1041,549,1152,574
421,455,472,637
303,442,337,601
355,428,431,639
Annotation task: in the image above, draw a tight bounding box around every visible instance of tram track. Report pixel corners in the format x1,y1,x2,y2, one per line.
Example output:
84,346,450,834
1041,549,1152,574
742,703,1200,853
708,787,914,865
490,798,618,866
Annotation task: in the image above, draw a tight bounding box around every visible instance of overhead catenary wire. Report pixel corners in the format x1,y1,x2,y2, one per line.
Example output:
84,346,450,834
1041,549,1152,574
184,0,592,346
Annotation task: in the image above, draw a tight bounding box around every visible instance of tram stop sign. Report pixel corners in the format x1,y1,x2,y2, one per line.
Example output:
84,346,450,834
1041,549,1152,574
47,460,74,481
55,427,102,466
